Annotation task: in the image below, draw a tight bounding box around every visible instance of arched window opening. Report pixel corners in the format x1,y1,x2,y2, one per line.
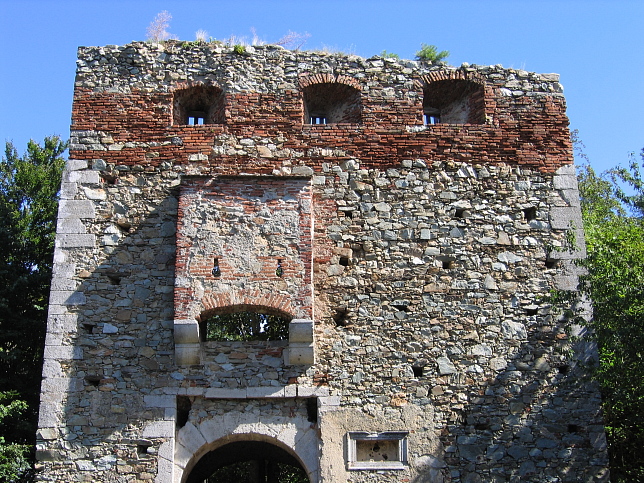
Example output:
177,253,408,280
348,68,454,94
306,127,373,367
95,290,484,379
423,79,485,125
303,82,361,124
200,307,292,341
185,440,309,483
173,85,225,125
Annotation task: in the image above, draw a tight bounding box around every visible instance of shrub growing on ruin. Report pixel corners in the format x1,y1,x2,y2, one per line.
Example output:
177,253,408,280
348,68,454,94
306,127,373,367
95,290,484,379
146,10,174,42
415,44,449,63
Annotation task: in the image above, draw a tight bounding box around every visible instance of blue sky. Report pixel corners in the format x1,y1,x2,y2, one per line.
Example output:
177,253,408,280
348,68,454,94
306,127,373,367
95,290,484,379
1,0,642,172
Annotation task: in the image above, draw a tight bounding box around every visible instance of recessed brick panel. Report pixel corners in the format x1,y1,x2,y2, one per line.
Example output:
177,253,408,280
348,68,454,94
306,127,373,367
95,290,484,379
175,176,313,321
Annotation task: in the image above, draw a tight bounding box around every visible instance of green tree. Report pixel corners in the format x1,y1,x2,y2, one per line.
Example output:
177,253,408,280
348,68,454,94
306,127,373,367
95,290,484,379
415,43,449,63
206,460,308,482
204,311,290,341
574,150,644,481
0,137,66,481
0,392,31,482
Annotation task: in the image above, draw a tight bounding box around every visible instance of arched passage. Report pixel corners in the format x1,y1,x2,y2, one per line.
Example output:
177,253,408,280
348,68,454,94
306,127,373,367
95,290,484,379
185,440,310,483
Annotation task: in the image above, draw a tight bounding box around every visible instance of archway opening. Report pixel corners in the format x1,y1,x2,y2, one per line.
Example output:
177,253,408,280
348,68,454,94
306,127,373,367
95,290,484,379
199,305,292,341
423,79,485,124
302,82,362,124
186,440,309,483
173,85,225,125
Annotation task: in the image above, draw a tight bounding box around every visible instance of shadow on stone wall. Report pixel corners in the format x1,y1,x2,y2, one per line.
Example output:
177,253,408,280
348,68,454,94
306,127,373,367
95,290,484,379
40,162,610,483
40,175,180,476
417,305,609,483
44,172,318,480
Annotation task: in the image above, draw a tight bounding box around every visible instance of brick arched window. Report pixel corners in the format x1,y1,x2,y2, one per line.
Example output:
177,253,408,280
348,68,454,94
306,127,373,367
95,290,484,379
423,79,485,125
173,85,225,125
199,305,292,341
302,81,362,124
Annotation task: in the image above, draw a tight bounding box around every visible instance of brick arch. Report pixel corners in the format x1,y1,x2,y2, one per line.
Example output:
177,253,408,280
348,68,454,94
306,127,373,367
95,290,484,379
413,70,486,89
200,290,295,320
171,79,225,92
298,73,361,90
299,75,362,124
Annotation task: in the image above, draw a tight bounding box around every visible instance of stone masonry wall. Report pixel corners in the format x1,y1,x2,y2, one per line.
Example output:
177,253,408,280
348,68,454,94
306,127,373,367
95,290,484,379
36,41,608,483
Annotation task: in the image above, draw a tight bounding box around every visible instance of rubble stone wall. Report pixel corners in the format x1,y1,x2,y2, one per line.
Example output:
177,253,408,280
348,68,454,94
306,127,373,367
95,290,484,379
36,41,608,483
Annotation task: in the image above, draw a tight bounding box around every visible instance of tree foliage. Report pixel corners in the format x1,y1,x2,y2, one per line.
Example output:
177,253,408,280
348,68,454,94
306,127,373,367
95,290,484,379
574,148,644,481
379,50,400,59
0,137,66,481
415,44,449,63
0,392,31,482
206,460,308,482
204,311,290,341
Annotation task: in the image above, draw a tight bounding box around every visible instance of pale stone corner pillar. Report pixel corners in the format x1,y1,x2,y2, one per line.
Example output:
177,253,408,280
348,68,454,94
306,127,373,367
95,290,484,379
551,164,587,291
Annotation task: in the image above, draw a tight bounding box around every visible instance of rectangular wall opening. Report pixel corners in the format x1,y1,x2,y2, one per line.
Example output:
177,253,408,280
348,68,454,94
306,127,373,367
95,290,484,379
347,431,408,470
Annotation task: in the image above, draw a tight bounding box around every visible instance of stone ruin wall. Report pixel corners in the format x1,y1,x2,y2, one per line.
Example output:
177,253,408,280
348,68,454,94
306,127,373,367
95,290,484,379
36,41,609,482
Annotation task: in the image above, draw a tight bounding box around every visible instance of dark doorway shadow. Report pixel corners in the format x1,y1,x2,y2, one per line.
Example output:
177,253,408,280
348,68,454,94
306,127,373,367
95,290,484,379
186,440,310,483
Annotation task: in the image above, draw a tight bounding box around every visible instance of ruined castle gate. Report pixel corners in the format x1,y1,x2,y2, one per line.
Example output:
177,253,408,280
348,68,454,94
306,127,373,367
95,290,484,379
36,42,609,482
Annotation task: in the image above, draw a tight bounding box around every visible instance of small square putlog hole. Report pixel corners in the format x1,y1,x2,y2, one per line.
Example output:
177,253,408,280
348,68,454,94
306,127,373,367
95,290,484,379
455,208,468,219
333,307,348,327
392,304,409,312
523,207,537,221
137,440,153,455
439,257,455,269
106,274,121,285
545,258,560,269
525,306,539,316
84,375,102,387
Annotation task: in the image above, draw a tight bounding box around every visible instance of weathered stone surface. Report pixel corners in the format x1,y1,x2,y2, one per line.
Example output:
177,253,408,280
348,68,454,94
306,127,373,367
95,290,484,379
437,357,458,375
36,41,607,483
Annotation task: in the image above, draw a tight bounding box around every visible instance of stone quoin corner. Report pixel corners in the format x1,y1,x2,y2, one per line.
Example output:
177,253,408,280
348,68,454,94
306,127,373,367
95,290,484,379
36,41,609,482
